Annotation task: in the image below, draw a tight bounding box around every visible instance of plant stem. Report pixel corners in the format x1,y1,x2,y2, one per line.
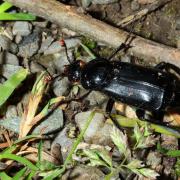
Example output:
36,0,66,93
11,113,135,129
105,156,128,180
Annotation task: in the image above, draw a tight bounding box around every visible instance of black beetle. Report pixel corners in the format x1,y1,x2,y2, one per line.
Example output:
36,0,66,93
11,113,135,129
61,40,180,122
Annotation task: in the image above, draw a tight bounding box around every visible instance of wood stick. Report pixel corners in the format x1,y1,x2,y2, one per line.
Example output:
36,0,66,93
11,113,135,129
6,0,180,66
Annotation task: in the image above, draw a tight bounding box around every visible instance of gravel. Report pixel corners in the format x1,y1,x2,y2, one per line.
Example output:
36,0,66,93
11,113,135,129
12,21,32,36
18,31,40,57
0,51,19,65
0,108,64,134
0,35,18,54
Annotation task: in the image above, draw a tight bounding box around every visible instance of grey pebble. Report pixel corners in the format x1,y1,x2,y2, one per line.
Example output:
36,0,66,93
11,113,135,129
75,111,113,145
18,31,40,57
121,54,131,63
44,38,81,55
0,51,19,65
62,165,105,180
131,0,140,11
147,151,162,169
38,36,54,53
15,34,23,44
86,91,108,109
53,77,71,96
81,0,92,8
53,51,73,72
51,126,74,161
0,108,64,134
176,36,180,49
176,17,180,30
0,35,18,54
12,21,32,36
92,0,119,4
5,105,18,119
0,64,22,78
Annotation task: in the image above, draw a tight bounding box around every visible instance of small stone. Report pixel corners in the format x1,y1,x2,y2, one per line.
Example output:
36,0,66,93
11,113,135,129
175,17,180,30
53,77,71,96
61,28,77,37
81,0,92,8
86,91,108,109
0,64,22,78
121,55,131,63
75,111,113,145
12,21,32,36
38,36,54,53
53,51,73,72
147,151,162,169
131,0,140,11
15,34,23,44
44,38,81,55
0,108,64,134
161,134,178,176
5,105,18,119
0,52,19,65
18,31,40,57
137,0,157,4
50,143,63,165
177,37,180,49
0,35,18,54
44,41,60,55
92,0,118,4
32,21,48,28
52,126,74,161
75,111,105,142
29,61,47,73
62,165,105,180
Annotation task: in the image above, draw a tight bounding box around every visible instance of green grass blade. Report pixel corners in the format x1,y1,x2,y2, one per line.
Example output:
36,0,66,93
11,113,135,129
2,144,17,154
37,140,43,167
0,12,36,20
43,168,65,180
112,114,180,138
157,142,180,157
0,172,12,180
79,42,96,59
0,2,12,13
27,170,36,180
63,111,96,167
0,68,28,107
14,134,41,144
0,153,38,171
12,167,27,180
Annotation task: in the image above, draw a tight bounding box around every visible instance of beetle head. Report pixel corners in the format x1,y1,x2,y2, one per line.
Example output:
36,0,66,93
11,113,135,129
64,60,86,83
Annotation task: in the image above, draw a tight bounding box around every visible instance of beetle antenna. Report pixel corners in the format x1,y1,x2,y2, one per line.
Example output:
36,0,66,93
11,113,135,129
108,33,134,61
60,39,72,64
108,24,136,61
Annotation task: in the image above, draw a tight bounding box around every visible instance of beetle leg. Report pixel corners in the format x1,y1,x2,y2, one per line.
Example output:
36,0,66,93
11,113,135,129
136,109,168,126
67,90,92,102
155,62,180,75
136,109,146,120
106,98,115,114
105,99,125,132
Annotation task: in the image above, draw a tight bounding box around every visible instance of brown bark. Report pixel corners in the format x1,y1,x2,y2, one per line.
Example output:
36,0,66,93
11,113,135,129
6,0,180,66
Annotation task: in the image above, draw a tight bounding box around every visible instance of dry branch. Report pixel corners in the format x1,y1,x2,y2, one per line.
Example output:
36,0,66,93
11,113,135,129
6,0,180,66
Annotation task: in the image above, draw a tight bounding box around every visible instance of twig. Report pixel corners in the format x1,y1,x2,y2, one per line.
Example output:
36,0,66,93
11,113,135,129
5,0,180,66
117,0,172,27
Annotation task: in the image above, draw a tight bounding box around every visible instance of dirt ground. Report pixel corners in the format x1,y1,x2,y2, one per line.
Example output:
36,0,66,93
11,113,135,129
83,0,180,47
